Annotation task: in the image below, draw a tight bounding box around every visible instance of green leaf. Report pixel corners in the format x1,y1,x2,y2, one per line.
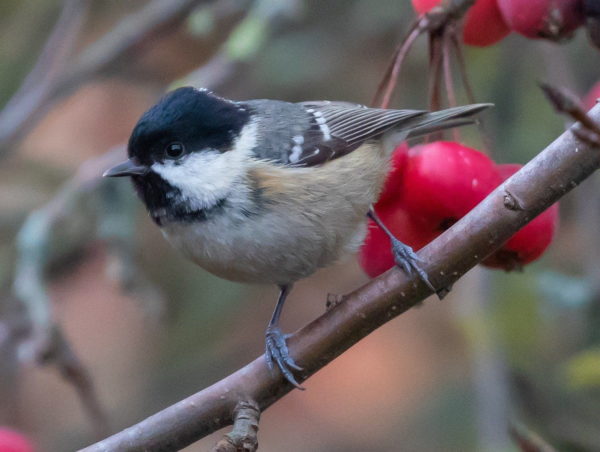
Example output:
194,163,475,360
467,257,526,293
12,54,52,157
564,348,600,390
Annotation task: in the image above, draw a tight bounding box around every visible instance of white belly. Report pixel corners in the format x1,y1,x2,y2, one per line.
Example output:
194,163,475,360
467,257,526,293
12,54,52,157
161,211,368,285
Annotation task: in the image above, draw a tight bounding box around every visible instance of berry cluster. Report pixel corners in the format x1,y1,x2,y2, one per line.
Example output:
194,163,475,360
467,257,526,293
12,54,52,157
359,142,559,277
360,0,600,278
412,0,588,45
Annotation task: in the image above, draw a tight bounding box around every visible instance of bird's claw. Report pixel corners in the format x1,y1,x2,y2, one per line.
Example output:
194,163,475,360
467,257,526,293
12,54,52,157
390,237,436,293
265,326,304,390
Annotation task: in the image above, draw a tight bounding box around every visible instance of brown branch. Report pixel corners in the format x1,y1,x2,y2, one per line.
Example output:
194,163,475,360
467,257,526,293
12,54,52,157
81,104,600,451
41,326,110,439
509,422,558,452
0,0,212,153
540,82,600,144
210,400,260,452
0,0,90,125
13,147,125,439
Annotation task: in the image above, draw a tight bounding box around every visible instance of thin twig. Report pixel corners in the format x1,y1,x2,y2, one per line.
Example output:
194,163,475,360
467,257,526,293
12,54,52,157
81,104,600,452
211,400,260,452
0,302,27,424
540,82,600,141
372,22,421,108
442,28,460,141
0,0,212,153
442,29,457,108
1,0,90,120
509,422,558,452
13,148,125,438
372,0,475,109
450,31,493,152
44,326,110,439
458,271,512,450
451,33,476,104
428,30,444,111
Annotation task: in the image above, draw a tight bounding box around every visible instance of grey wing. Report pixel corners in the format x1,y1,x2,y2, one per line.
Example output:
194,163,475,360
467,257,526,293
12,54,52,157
286,101,426,166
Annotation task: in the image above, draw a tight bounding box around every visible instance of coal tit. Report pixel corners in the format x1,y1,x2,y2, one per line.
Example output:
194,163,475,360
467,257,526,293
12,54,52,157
104,87,490,387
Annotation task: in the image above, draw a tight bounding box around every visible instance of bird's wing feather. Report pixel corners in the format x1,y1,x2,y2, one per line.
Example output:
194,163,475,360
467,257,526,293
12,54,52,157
284,101,426,166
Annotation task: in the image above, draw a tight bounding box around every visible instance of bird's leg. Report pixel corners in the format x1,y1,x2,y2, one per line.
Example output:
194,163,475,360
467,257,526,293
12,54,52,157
265,284,304,389
367,206,436,292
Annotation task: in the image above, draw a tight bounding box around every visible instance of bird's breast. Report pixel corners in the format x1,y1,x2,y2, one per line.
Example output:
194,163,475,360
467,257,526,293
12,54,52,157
159,144,388,285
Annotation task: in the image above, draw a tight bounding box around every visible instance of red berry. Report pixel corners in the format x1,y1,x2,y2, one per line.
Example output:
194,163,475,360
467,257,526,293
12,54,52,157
412,0,510,46
411,0,441,14
497,0,584,40
399,141,502,232
483,164,559,270
377,143,409,205
583,81,600,111
359,204,438,278
463,0,511,46
0,428,35,452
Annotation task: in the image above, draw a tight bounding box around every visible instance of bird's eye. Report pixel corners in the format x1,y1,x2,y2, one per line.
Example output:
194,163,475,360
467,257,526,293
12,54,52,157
165,142,185,159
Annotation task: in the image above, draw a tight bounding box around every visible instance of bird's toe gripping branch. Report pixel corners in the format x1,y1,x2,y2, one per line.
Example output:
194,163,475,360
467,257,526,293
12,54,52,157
265,326,304,390
367,207,441,296
389,236,435,290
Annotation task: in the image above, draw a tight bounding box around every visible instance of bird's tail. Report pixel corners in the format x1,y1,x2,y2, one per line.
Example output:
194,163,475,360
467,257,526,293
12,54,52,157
382,103,492,151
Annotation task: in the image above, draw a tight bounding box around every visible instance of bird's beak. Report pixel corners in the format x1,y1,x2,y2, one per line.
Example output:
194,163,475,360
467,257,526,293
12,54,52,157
103,158,149,177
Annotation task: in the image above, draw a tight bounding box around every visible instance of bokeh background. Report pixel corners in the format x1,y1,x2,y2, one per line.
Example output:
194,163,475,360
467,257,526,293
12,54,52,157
1,1,600,451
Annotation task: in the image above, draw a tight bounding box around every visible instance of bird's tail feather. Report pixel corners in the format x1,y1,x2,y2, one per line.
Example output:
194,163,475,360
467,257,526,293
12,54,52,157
408,103,492,136
383,103,492,151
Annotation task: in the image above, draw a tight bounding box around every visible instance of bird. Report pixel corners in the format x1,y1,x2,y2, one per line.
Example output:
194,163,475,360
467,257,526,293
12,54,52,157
103,86,490,388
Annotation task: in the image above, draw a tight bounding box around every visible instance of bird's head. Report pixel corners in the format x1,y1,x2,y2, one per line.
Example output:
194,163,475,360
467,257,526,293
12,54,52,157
103,87,255,223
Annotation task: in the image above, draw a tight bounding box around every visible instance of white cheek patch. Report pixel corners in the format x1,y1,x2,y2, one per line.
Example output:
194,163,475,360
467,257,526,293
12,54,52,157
152,121,258,210
153,152,235,210
231,118,258,154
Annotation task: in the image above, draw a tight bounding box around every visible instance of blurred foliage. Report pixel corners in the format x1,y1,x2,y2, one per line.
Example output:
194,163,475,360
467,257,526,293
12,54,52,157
565,348,600,390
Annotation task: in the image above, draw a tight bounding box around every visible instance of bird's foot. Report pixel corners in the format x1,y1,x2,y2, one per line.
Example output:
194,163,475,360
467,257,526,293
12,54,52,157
390,236,436,293
265,326,304,389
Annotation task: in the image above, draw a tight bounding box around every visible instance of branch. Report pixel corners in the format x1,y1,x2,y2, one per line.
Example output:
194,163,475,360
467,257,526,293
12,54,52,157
210,400,260,452
81,103,600,451
13,148,125,438
0,0,90,126
0,0,211,153
509,422,558,452
540,82,600,145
